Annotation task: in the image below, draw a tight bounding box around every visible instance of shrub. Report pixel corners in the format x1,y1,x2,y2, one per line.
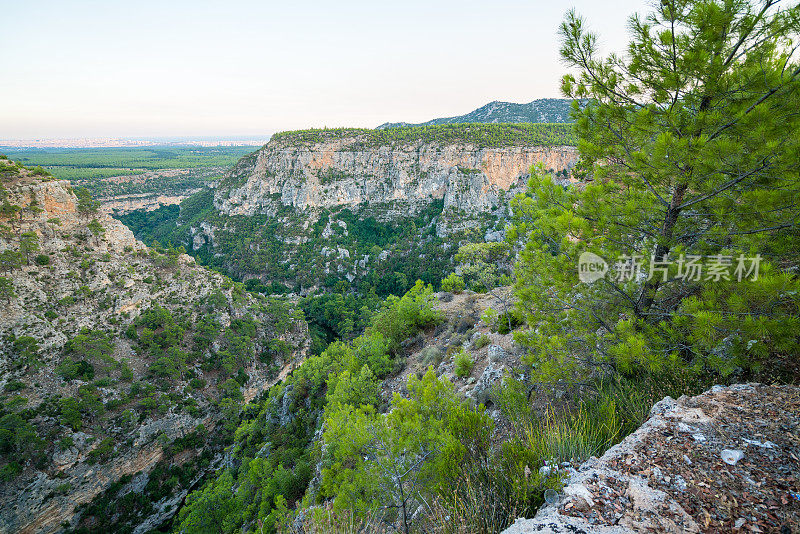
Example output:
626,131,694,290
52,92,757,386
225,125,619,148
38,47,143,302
370,280,442,347
440,273,465,294
65,329,114,364
87,437,115,464
454,350,474,378
352,331,393,378
419,346,443,368
4,380,25,392
325,365,379,410
12,336,39,367
473,334,490,350
0,462,22,481
496,310,523,334
30,166,50,177
189,378,206,390
34,254,50,266
481,308,498,329
59,398,83,431
56,358,95,381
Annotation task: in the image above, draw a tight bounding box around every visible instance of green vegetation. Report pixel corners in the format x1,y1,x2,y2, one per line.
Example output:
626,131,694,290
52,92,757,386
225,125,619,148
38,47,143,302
440,273,465,293
509,0,800,385
1,145,254,176
272,122,576,149
177,282,445,533
453,349,474,377
3,3,798,532
119,193,461,299
169,2,800,533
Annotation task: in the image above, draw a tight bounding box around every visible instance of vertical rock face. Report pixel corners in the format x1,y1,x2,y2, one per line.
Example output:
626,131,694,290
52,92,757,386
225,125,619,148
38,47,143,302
215,137,578,218
0,164,310,533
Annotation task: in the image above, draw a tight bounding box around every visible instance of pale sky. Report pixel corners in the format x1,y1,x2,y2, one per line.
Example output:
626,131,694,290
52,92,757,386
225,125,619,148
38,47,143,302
1,0,651,138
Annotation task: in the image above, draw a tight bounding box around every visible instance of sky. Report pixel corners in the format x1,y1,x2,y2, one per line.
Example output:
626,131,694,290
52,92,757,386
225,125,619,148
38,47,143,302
1,0,651,139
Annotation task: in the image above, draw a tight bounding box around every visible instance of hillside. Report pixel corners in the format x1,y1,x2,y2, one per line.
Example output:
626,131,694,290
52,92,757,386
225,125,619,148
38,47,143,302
0,160,309,533
377,98,578,129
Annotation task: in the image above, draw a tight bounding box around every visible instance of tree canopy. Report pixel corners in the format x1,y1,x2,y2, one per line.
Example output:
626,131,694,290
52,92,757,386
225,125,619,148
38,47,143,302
511,0,800,382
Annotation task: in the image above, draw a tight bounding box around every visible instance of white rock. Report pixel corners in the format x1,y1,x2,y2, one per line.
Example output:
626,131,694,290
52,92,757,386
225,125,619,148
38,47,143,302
721,449,744,465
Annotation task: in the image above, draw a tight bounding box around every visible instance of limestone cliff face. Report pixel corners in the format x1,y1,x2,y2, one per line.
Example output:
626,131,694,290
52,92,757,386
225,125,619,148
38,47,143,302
0,164,309,533
215,137,578,219
100,190,202,215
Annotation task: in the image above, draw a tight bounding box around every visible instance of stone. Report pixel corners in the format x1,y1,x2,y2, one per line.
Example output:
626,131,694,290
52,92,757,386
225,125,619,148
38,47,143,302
471,362,504,405
487,344,506,363
721,449,744,465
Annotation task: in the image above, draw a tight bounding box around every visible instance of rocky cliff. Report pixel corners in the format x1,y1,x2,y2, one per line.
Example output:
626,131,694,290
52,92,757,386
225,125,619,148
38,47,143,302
215,131,577,222
0,161,309,533
502,383,800,534
100,190,202,215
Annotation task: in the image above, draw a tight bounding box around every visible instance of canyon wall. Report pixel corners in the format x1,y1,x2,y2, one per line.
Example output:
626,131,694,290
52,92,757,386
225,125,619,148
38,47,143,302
215,136,578,220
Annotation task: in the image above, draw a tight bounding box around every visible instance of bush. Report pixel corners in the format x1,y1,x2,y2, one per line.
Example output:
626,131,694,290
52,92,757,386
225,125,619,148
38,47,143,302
189,378,206,390
454,350,474,378
440,273,465,293
30,166,51,177
352,331,393,378
370,280,442,347
87,437,115,464
4,380,25,392
0,462,22,481
419,346,443,368
473,334,490,350
34,254,50,266
496,310,523,334
12,336,39,367
56,358,95,381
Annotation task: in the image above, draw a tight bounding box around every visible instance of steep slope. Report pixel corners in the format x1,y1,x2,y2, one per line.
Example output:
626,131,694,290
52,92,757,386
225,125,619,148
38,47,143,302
377,98,577,128
173,124,578,293
0,160,309,533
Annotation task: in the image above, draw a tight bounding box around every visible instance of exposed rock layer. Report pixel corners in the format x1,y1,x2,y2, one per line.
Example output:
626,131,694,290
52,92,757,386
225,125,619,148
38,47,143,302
216,137,578,218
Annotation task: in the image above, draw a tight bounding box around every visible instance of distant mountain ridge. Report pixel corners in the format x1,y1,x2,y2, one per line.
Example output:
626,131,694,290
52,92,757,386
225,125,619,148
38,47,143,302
377,98,576,129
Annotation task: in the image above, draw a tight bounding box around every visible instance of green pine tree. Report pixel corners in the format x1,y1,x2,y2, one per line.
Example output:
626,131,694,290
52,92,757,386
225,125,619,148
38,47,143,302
510,0,800,382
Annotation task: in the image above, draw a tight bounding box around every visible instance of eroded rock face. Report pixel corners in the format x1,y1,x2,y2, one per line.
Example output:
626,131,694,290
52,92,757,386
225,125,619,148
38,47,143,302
0,166,310,534
100,191,202,215
215,137,578,219
502,383,800,534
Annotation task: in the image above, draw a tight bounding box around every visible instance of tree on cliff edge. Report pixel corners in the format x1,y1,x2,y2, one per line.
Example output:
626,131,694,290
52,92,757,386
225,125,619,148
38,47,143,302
510,0,800,383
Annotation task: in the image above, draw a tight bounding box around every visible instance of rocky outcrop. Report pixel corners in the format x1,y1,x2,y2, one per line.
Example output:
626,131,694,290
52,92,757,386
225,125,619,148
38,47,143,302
101,190,202,215
215,135,577,220
502,383,800,534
